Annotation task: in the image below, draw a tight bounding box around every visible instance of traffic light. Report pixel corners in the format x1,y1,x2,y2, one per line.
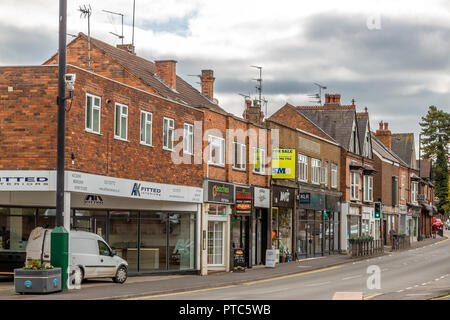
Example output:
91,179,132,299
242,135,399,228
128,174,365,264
374,202,381,218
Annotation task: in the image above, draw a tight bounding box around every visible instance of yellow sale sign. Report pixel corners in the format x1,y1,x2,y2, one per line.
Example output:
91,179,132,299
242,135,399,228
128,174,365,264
271,149,296,179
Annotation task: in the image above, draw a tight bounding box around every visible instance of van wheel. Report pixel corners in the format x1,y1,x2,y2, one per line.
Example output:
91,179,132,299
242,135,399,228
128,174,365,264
113,266,127,284
71,267,84,285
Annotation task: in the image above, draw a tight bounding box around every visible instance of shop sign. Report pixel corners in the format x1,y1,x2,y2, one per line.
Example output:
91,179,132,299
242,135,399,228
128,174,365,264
84,195,104,206
265,249,278,268
0,171,56,191
254,187,270,208
233,248,246,270
271,149,296,179
66,171,203,203
298,192,310,203
272,186,294,208
206,181,234,204
235,186,252,216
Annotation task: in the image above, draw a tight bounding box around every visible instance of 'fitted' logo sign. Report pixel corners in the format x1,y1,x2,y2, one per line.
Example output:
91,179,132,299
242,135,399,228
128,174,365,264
131,183,141,196
131,182,161,198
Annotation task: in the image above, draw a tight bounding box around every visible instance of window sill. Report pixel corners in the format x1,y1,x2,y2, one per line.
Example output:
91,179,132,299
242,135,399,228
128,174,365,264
208,162,225,168
114,136,129,142
85,129,103,136
163,147,174,152
253,171,266,175
232,167,246,172
140,142,153,148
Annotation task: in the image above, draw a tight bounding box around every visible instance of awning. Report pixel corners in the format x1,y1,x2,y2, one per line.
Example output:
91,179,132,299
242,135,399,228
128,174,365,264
410,173,421,181
421,203,433,216
349,161,364,171
432,206,438,214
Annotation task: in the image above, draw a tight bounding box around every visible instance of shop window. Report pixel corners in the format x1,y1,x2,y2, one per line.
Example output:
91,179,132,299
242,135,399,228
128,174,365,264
183,123,194,155
109,211,138,272
73,210,107,237
271,207,292,253
163,117,174,151
85,93,101,134
168,213,195,271
232,141,246,170
0,208,36,253
114,103,128,141
140,110,153,146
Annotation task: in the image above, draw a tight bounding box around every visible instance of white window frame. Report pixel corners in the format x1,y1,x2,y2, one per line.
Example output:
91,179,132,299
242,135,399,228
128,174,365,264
311,158,321,185
401,174,405,201
350,171,360,201
207,220,225,266
411,181,418,203
114,102,128,141
140,110,153,146
163,117,174,151
183,123,194,155
232,141,246,171
363,175,373,202
85,93,101,134
208,135,225,166
331,163,338,188
253,148,265,174
321,161,328,186
298,154,308,182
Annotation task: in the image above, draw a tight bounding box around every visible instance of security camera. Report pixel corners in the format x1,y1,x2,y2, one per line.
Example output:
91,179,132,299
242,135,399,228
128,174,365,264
65,73,76,91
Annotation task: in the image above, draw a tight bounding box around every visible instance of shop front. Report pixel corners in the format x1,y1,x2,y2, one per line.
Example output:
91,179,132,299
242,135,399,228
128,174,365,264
406,204,420,242
252,187,270,266
296,191,340,259
347,205,361,246
0,171,203,275
204,180,234,273
232,186,252,268
271,186,295,262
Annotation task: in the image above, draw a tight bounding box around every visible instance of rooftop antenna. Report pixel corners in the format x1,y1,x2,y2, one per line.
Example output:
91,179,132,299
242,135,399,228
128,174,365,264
103,9,125,44
312,82,327,105
187,74,201,86
251,65,263,108
79,4,92,70
132,0,136,48
262,97,268,118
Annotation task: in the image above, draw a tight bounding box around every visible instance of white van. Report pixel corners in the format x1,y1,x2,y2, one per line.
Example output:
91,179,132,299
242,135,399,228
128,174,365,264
25,227,128,283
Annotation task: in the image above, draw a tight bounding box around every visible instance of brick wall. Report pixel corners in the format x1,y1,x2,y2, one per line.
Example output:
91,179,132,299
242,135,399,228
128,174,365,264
0,65,204,188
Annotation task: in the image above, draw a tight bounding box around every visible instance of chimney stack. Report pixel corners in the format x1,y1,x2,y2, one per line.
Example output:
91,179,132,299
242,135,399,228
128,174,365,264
155,60,177,89
324,94,341,105
375,120,392,150
243,99,264,125
200,70,215,100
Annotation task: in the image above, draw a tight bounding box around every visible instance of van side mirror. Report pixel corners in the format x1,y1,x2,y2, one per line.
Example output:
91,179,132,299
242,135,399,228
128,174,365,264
111,250,117,256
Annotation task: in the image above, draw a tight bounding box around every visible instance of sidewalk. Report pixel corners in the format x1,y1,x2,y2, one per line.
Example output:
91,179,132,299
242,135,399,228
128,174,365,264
0,235,446,300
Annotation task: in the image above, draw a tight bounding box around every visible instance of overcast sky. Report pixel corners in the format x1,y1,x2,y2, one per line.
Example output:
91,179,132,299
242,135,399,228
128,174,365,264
1,0,449,156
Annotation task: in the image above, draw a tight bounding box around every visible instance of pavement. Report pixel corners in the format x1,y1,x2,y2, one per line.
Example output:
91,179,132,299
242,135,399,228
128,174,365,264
0,234,446,300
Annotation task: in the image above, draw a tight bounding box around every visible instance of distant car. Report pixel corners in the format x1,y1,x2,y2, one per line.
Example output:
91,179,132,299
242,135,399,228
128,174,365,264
25,227,128,284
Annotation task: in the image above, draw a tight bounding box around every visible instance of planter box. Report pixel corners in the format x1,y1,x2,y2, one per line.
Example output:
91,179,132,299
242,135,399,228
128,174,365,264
14,268,61,294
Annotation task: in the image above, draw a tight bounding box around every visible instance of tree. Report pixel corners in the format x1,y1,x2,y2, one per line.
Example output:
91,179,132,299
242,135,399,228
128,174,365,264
419,105,450,215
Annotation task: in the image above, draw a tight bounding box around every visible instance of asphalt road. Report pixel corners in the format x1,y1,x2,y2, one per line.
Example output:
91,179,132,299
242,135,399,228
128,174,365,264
136,235,450,300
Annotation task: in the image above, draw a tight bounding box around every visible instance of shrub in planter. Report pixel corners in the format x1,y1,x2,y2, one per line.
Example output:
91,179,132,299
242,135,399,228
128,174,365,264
14,260,61,294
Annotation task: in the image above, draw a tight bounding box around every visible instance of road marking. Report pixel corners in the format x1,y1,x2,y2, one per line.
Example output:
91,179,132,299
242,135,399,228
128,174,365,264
242,265,341,286
397,290,404,293
407,293,429,296
342,275,361,281
305,281,331,287
422,283,427,286
406,287,412,290
126,284,239,300
364,293,383,300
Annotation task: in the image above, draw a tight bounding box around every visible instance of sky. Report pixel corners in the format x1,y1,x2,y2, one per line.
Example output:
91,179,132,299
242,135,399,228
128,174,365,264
1,0,449,157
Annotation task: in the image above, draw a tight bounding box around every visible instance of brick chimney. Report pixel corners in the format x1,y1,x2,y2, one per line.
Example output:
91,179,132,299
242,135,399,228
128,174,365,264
116,44,135,55
200,70,215,100
243,99,264,125
324,94,341,105
155,60,177,89
375,121,392,150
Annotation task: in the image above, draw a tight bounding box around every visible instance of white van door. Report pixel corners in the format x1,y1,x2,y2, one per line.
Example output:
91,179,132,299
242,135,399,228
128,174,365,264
96,240,117,277
70,237,99,278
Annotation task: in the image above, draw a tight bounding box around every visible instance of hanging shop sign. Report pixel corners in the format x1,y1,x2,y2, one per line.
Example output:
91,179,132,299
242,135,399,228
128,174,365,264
271,149,296,179
206,181,234,204
235,186,252,216
254,187,270,208
272,186,294,208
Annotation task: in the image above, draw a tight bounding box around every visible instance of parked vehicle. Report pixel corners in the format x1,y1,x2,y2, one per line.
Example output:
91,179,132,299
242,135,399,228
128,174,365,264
25,227,128,283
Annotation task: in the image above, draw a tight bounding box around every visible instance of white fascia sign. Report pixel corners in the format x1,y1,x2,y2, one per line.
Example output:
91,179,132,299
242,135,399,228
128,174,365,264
0,171,56,191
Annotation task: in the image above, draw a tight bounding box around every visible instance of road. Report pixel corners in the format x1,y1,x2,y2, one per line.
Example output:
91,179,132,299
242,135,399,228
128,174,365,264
133,236,450,300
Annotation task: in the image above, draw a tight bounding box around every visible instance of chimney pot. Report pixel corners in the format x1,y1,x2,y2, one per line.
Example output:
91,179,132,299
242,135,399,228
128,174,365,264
155,60,177,89
384,122,388,130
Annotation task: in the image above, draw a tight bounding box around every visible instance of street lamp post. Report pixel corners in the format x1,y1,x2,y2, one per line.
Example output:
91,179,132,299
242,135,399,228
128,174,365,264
50,0,69,291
